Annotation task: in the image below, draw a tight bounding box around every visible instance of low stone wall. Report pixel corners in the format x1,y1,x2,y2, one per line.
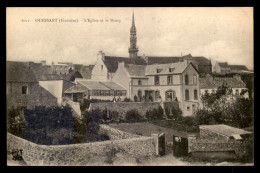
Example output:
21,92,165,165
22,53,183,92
88,102,161,117
7,133,155,166
188,138,244,154
99,124,141,140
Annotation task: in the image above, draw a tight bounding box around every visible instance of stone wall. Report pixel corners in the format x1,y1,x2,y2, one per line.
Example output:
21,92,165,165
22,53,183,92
7,132,156,166
188,138,245,154
99,124,141,140
199,128,229,141
88,102,161,117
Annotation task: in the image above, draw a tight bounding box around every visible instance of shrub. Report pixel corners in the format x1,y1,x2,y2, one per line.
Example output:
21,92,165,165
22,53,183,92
123,97,131,102
145,106,164,120
125,109,142,122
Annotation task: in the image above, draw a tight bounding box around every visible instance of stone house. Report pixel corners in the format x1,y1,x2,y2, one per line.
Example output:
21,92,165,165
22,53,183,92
199,74,249,99
112,60,200,116
6,61,58,110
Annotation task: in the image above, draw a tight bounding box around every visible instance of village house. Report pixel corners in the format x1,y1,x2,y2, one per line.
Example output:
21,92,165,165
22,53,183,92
199,74,249,98
112,60,200,116
6,61,58,110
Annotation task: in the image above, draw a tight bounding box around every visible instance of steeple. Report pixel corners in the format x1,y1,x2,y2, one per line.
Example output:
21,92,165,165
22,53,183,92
129,12,138,58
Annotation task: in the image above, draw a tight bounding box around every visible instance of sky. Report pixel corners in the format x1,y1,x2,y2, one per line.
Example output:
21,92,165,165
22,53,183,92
6,7,253,70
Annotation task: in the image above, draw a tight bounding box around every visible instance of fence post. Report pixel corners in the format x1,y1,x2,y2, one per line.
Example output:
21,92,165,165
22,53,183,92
152,133,159,156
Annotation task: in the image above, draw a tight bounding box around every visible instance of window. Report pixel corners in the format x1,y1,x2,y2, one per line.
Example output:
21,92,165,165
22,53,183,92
138,79,142,86
193,75,197,84
185,89,189,100
185,74,189,85
235,89,239,96
194,89,198,100
187,106,190,111
156,69,162,73
101,65,103,70
166,90,176,101
205,90,208,95
169,68,175,72
155,91,160,101
155,76,160,85
212,90,216,94
167,75,173,85
22,86,28,95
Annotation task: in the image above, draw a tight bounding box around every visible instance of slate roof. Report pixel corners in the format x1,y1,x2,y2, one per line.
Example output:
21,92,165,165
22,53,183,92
145,62,188,75
200,124,252,137
79,66,92,79
125,64,147,77
6,61,38,83
199,77,246,89
38,74,63,81
64,84,87,93
229,65,249,71
62,70,83,82
103,56,146,73
146,54,211,66
218,62,229,68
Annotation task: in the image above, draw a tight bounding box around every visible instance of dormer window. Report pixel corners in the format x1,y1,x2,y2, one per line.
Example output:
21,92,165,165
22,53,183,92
169,68,175,72
157,69,162,73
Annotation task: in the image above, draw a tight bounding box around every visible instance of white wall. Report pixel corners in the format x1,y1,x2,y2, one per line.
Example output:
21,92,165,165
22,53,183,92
91,51,108,81
39,80,63,105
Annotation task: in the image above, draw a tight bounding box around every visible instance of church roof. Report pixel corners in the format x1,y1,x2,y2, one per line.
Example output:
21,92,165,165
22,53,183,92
146,54,211,66
218,62,230,68
103,56,146,73
229,65,249,71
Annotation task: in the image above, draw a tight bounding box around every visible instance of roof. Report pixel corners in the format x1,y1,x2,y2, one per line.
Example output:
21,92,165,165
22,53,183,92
100,82,126,90
79,66,92,79
199,124,252,137
6,61,38,83
103,56,146,73
199,77,246,89
145,62,188,75
125,64,147,77
146,54,211,66
62,70,83,81
78,81,110,90
64,84,87,93
229,65,249,71
38,74,63,81
218,62,229,68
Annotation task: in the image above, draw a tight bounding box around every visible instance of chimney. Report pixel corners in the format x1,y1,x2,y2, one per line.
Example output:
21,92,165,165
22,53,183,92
97,50,105,61
233,74,241,80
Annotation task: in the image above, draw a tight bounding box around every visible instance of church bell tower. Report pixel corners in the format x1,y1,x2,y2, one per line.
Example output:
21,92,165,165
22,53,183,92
128,13,139,58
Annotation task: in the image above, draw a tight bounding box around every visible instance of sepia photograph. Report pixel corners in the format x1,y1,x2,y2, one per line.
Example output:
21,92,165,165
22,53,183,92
6,7,254,166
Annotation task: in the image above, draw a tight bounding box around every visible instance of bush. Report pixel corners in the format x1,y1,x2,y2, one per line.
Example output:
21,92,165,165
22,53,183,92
125,109,142,122
145,106,164,120
123,97,131,102
164,103,182,120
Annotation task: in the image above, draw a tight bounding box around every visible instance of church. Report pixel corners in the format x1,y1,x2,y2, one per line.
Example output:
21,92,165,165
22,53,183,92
91,13,212,81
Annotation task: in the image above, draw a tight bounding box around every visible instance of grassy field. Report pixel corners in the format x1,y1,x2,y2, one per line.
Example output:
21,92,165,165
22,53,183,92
108,122,198,142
